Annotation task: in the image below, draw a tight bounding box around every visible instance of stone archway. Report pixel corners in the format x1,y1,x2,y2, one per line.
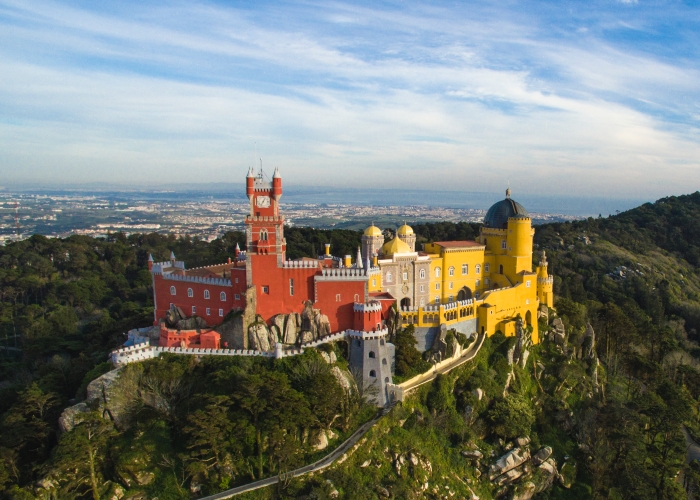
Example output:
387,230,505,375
525,310,532,326
400,297,411,309
457,286,473,301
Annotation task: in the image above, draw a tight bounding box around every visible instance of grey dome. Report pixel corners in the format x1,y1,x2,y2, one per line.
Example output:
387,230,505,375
483,190,528,229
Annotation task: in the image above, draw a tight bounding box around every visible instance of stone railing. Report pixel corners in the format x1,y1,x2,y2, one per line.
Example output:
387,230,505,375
111,331,353,366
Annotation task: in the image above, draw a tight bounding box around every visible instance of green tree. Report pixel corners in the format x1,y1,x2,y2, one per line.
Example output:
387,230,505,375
488,394,535,439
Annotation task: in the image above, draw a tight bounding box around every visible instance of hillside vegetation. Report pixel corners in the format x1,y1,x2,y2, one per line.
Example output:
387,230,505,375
0,192,699,498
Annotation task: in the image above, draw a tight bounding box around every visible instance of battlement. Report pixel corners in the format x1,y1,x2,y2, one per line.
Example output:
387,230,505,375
245,215,284,223
162,273,231,286
316,268,369,281
354,301,382,313
538,276,554,285
347,328,388,340
151,260,185,274
282,260,319,269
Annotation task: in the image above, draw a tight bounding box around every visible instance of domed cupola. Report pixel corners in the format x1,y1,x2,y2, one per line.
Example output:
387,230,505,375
396,222,416,251
483,188,528,229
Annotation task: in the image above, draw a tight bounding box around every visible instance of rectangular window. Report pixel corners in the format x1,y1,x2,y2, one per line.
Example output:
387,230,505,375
403,272,408,281
435,297,440,304
206,308,210,316
420,285,425,292
219,308,224,317
485,278,490,286
336,294,341,302
435,283,440,290
192,306,196,314
372,279,377,286
262,286,269,294
476,279,481,287
449,295,453,302
462,264,468,275
449,282,453,289
289,278,294,296
235,294,240,300
485,264,490,272
501,240,507,249
526,280,531,288
235,278,239,283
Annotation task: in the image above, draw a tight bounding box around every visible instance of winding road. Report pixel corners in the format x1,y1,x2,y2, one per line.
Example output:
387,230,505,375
201,405,394,499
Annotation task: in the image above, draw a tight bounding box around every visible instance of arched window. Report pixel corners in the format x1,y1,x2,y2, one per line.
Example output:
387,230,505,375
170,286,176,295
476,264,481,274
380,339,385,346
462,264,468,275
220,291,226,301
187,288,193,297
485,263,490,272
369,370,376,377
419,269,426,279
354,294,360,302
448,266,454,277
385,377,389,383
260,229,268,241
501,240,507,249
368,351,376,359
499,264,504,274
382,358,387,365
386,272,392,283
435,267,441,278
204,290,210,299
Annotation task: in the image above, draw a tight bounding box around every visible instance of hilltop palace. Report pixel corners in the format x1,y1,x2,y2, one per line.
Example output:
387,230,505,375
135,168,554,405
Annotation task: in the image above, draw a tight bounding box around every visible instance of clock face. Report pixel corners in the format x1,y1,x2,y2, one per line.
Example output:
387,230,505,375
256,196,271,208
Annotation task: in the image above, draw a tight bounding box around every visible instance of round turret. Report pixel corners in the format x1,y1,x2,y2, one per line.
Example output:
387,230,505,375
483,189,528,229
364,225,382,237
397,223,413,236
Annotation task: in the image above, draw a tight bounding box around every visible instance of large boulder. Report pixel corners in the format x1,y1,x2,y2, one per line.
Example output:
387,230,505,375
489,448,530,480
535,458,558,493
300,301,318,340
531,446,552,466
248,322,272,351
511,481,536,500
331,366,356,393
316,313,331,338
58,402,89,433
284,312,300,344
552,318,566,345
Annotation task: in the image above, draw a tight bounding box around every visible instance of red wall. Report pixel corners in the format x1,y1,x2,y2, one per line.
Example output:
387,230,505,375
250,254,318,323
153,274,237,326
354,308,383,331
314,279,367,332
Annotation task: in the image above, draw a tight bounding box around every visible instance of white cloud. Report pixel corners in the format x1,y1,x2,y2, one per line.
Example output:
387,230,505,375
0,0,698,199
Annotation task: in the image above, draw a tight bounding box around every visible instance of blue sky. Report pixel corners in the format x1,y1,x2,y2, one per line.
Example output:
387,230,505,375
1,0,699,198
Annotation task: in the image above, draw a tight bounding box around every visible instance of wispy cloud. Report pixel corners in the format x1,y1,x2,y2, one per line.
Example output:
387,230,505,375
0,0,698,198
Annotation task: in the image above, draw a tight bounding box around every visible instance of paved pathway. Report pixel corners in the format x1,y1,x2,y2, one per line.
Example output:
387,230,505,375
201,405,394,499
399,333,485,397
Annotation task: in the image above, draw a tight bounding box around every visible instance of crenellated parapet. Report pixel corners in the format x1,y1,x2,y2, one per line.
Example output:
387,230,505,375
316,268,370,281
151,260,185,274
245,215,284,223
162,273,232,286
354,302,382,313
282,260,319,269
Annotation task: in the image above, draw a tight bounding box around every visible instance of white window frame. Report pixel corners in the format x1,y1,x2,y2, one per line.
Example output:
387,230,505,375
187,288,193,297
262,286,269,294
289,278,294,296
206,307,210,316
448,266,454,277
502,240,507,249
386,272,392,283
462,264,468,275
204,289,210,299
485,263,490,273
220,291,226,301
234,294,240,300
170,286,176,295
219,308,224,317
435,267,441,278
403,271,408,281
526,280,531,288
476,264,481,274
435,283,440,290
420,269,426,279
191,306,196,314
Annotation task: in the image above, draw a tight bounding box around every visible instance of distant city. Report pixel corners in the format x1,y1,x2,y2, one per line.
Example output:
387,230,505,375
0,185,647,245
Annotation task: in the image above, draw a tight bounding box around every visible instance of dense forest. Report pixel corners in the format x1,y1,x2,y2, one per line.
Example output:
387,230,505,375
1,192,700,498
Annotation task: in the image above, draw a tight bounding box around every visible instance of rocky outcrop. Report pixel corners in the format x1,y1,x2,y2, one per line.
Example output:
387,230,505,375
552,318,566,345
531,446,552,466
489,448,530,480
247,317,278,352
58,402,90,433
316,313,331,338
284,312,300,344
331,366,356,394
300,301,318,339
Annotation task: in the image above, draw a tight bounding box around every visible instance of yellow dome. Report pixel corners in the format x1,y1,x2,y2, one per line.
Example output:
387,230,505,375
397,223,414,236
381,237,411,256
364,225,382,237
